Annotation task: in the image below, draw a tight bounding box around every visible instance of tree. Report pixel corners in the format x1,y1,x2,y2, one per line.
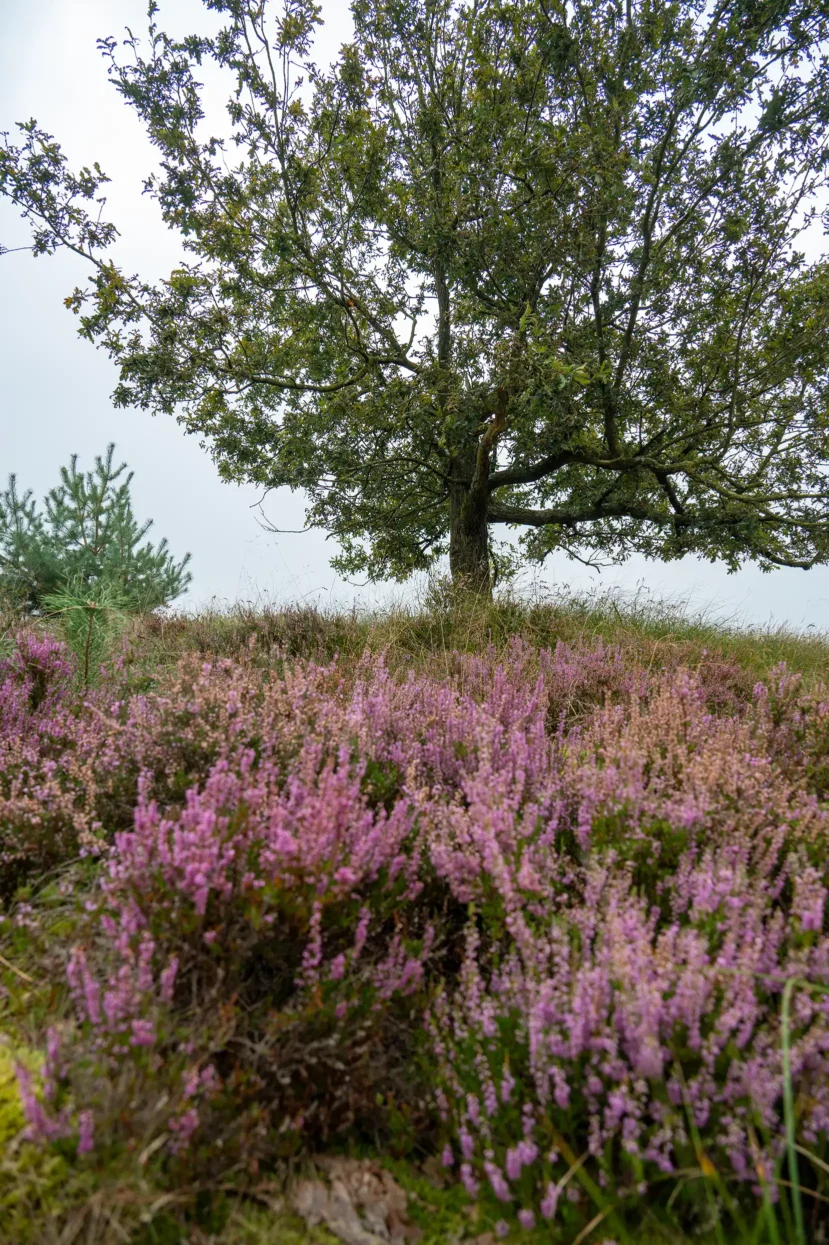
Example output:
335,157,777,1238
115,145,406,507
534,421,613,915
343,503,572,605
2,0,829,596
0,444,191,612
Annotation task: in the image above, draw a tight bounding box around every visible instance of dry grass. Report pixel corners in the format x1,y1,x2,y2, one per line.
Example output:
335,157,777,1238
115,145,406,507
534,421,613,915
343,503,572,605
119,582,829,689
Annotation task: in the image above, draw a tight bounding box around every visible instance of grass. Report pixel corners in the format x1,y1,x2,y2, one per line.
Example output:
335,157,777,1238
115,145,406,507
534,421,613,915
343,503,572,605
119,582,829,689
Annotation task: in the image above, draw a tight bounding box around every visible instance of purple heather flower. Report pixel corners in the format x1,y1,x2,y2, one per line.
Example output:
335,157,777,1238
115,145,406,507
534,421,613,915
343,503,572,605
77,1110,95,1155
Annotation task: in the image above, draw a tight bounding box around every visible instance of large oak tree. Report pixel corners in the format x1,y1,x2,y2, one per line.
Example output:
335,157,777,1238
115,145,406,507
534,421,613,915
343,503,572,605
2,0,829,594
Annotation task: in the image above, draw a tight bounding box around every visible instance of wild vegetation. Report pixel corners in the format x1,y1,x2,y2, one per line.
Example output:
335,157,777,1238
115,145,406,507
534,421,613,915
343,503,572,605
2,591,829,1243
2,1,829,1240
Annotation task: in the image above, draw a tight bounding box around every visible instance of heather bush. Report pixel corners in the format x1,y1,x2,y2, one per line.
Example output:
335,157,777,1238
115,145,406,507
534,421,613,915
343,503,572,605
0,631,90,900
3,625,829,1240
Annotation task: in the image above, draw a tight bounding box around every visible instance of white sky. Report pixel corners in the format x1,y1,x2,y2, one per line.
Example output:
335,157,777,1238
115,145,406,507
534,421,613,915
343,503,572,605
2,0,829,631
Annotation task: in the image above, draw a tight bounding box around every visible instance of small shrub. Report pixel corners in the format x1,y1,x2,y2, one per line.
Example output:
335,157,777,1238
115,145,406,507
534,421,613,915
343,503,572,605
43,578,129,688
0,444,190,616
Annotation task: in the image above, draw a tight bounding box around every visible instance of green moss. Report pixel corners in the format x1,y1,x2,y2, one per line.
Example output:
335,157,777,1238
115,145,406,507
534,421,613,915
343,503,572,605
379,1159,479,1243
0,1037,31,1146
220,1203,339,1244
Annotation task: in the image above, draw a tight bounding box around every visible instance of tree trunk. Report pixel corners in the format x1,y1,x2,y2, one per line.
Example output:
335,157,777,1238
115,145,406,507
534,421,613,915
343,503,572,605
449,455,491,597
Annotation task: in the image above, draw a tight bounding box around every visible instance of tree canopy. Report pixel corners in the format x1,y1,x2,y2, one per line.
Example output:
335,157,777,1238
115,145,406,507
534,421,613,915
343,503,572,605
2,0,829,594
0,444,191,613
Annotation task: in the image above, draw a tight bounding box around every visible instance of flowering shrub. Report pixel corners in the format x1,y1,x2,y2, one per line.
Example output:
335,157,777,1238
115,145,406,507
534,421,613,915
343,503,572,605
0,631,92,899
3,628,829,1236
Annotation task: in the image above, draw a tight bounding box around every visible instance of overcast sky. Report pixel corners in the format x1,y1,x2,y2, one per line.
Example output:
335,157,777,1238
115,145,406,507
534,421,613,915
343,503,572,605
2,0,829,630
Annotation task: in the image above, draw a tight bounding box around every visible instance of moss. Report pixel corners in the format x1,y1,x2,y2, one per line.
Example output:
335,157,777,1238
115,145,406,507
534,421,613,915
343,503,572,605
0,1036,31,1146
378,1159,479,1243
220,1203,339,1244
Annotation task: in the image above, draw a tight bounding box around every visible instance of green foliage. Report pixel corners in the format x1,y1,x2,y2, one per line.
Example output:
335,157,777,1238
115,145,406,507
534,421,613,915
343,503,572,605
0,444,190,615
3,1,829,594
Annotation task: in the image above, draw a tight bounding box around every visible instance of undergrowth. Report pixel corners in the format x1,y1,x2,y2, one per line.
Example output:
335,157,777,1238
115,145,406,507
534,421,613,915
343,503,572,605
1,590,829,1243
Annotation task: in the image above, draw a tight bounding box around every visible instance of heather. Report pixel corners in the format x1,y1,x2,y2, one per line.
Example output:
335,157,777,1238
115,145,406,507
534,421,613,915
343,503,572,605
2,601,829,1242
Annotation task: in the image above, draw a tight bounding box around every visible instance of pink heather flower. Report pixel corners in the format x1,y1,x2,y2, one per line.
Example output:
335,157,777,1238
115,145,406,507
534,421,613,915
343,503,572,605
14,1064,46,1136
505,1147,522,1182
518,1209,536,1230
130,1018,156,1047
168,1107,200,1153
484,1160,512,1203
466,1093,481,1125
552,1067,570,1110
353,907,371,957
77,1110,95,1155
43,1027,63,1100
67,947,101,1026
441,1144,454,1167
14,1064,68,1143
159,957,179,1003
540,1183,560,1220
495,1222,509,1239
506,1139,539,1181
183,1068,201,1098
460,1163,479,1197
794,865,826,932
200,1064,219,1093
137,936,156,993
297,900,324,987
45,1027,62,1069
329,953,346,980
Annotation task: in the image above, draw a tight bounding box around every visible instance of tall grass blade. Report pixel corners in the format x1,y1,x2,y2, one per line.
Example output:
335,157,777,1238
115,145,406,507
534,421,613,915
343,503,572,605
781,978,806,1245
